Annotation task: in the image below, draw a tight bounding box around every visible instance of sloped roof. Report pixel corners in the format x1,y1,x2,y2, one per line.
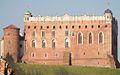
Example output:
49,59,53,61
3,24,20,29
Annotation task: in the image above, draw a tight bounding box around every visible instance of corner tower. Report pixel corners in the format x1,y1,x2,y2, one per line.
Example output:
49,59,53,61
3,25,20,62
24,10,32,22
104,9,113,20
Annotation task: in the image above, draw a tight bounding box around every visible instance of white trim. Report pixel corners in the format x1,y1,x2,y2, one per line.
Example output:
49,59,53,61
41,39,47,48
51,39,56,48
65,37,70,48
65,30,69,37
88,32,94,44
77,32,83,45
31,39,37,48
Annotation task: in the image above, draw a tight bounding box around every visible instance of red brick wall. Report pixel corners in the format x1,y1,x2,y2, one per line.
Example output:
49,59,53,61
4,28,19,62
23,20,114,67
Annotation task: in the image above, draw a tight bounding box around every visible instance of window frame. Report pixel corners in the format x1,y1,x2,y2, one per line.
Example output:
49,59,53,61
88,32,93,44
78,32,83,45
98,31,104,44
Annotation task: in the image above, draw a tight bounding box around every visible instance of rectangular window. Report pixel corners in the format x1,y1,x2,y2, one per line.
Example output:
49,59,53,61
52,31,55,38
65,31,69,36
32,31,35,37
42,31,45,37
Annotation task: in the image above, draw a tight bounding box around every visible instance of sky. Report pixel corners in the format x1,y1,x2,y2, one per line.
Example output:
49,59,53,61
0,0,120,61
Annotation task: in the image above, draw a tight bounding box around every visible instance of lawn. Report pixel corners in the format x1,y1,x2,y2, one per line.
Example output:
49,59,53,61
12,63,120,75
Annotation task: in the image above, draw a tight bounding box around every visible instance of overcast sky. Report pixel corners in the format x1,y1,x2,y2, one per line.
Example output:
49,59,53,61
0,0,120,61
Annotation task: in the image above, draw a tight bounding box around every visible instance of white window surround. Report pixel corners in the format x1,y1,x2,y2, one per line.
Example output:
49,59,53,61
98,31,104,44
65,37,70,48
31,39,36,48
88,32,94,44
77,32,83,45
41,39,47,48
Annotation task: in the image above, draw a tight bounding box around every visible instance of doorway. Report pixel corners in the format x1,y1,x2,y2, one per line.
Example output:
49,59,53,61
69,52,72,65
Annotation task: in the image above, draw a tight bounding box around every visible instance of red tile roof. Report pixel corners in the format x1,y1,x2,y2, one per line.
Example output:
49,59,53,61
4,24,20,29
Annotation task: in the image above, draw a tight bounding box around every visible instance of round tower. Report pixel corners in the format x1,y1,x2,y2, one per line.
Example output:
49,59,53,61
3,24,20,62
24,10,32,22
104,9,113,20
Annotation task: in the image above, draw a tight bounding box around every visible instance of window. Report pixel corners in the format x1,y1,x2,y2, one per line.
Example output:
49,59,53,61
31,53,35,58
71,32,75,36
66,26,68,29
42,39,46,48
65,31,69,36
32,31,35,37
85,25,87,28
52,31,55,38
47,26,49,29
44,53,48,58
91,25,94,28
59,26,62,29
28,26,30,29
65,38,70,48
40,26,43,29
42,31,45,37
32,40,36,48
79,25,81,29
98,25,100,28
34,26,36,29
105,25,107,28
78,32,83,44
88,32,93,44
83,52,85,55
99,32,104,44
98,52,100,55
72,26,74,29
53,26,55,29
52,39,56,48
55,53,59,58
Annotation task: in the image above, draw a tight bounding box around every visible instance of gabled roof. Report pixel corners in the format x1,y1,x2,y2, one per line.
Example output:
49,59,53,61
3,24,20,29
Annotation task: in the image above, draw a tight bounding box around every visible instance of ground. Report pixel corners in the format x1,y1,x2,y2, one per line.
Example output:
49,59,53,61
11,63,120,75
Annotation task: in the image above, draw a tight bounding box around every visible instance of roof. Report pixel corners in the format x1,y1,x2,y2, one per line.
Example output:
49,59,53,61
3,24,20,29
25,10,31,15
104,9,112,14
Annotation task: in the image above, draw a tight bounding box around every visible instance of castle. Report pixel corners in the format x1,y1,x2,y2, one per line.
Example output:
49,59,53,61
0,9,119,68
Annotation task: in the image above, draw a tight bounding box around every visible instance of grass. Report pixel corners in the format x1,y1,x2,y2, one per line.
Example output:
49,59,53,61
12,63,120,75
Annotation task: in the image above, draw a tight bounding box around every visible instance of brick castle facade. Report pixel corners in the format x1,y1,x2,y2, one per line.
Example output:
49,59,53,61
0,9,119,68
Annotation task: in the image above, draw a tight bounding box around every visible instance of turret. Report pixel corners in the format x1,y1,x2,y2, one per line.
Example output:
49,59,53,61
104,9,113,20
3,24,20,62
24,10,32,22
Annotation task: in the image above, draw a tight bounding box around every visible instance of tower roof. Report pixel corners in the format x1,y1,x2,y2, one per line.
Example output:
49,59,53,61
104,9,112,14
3,24,20,29
25,10,31,14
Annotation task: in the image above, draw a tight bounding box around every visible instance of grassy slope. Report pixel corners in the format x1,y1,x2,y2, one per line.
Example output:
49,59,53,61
12,63,120,75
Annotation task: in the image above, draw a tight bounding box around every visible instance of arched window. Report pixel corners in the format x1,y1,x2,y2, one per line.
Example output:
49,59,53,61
65,38,70,48
78,32,83,44
32,40,36,48
88,32,93,44
99,32,104,44
42,39,46,48
52,39,56,48
32,31,35,37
